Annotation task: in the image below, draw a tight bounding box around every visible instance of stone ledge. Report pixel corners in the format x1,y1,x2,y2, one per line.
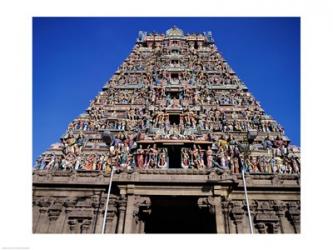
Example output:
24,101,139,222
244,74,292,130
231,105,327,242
32,170,300,189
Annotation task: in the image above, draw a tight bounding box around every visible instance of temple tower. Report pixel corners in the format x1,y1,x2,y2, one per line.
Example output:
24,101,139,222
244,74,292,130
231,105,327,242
33,26,300,234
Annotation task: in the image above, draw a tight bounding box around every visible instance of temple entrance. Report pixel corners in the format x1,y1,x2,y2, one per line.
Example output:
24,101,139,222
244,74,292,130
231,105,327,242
144,196,216,233
167,145,182,168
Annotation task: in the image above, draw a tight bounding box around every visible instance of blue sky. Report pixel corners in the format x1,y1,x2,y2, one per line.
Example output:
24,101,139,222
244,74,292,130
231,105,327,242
33,17,300,163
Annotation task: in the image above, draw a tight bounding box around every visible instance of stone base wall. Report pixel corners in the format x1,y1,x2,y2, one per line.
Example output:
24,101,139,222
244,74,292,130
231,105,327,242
32,170,300,234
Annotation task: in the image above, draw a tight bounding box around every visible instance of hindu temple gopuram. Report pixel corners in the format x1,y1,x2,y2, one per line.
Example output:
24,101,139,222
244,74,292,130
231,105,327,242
33,26,300,234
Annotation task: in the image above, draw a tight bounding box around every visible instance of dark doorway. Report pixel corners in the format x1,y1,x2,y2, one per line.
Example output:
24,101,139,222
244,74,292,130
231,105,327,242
171,73,178,80
166,91,182,99
169,114,180,125
144,196,216,233
167,145,181,168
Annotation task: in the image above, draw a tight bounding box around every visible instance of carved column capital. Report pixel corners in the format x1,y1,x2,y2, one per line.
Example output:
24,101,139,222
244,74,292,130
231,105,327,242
198,196,216,214
64,198,77,208
36,197,52,216
99,194,119,212
36,197,51,208
39,207,48,214
91,195,102,209
273,200,286,217
68,219,78,232
256,222,266,234
106,206,118,219
117,197,127,212
286,202,300,217
271,222,280,234
221,200,230,213
81,219,92,233
48,208,62,221
48,199,64,221
253,200,280,233
230,201,245,225
133,196,152,221
286,201,300,232
231,213,243,224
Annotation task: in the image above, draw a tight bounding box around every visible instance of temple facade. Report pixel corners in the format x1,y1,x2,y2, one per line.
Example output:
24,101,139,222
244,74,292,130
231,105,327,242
33,26,300,234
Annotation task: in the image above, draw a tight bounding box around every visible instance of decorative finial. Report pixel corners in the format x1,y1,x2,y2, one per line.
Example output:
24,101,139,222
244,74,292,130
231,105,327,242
166,26,184,37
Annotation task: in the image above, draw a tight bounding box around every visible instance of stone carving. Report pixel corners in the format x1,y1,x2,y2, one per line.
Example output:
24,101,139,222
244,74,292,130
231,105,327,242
286,201,300,233
252,200,280,233
230,201,245,225
273,200,286,217
117,196,128,212
68,217,92,233
271,175,284,186
36,197,51,208
64,198,77,208
99,195,119,213
132,196,152,223
198,196,216,214
48,199,63,221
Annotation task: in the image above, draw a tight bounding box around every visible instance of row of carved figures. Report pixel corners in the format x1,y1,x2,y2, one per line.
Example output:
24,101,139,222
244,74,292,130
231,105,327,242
34,144,300,174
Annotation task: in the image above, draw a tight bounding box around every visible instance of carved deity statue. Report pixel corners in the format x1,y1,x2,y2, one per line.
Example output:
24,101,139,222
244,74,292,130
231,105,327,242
181,148,190,169
158,148,168,169
206,146,213,169
136,145,145,169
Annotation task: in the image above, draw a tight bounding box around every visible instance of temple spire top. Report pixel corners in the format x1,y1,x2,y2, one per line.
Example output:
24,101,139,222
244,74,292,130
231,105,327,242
166,26,184,37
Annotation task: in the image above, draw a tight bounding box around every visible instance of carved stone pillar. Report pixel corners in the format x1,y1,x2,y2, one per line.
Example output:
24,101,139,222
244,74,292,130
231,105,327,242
63,196,94,234
104,206,118,233
94,195,118,234
232,214,244,233
221,201,231,234
93,210,104,234
253,200,280,234
132,204,141,233
124,195,151,233
63,198,77,233
273,201,287,234
230,201,244,234
38,208,50,233
32,198,39,233
124,195,136,233
54,208,66,233
35,198,51,233
214,196,225,234
116,197,127,233
136,196,151,233
47,199,63,233
286,201,300,233
198,196,224,233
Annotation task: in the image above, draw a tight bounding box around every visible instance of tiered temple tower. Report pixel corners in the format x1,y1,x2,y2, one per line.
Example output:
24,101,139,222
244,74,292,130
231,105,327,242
33,26,300,234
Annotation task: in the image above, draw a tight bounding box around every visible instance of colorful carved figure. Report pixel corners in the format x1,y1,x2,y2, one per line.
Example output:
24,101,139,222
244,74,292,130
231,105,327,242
181,148,190,169
206,146,213,169
158,148,168,169
136,145,145,169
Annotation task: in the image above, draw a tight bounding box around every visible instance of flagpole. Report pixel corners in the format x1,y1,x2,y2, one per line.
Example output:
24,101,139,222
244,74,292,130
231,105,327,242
101,167,115,234
241,167,254,234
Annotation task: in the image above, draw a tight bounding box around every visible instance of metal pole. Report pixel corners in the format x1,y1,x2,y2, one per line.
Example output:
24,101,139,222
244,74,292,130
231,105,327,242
241,168,254,234
101,167,115,234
